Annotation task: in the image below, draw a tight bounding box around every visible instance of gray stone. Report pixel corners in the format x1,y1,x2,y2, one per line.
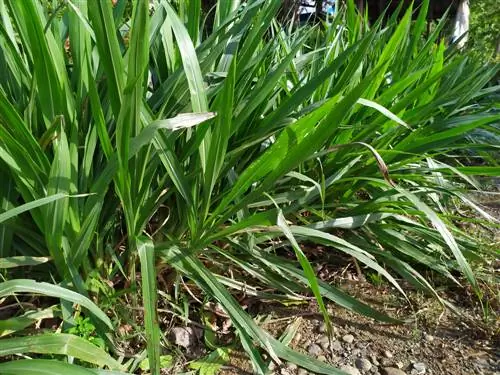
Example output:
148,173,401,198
317,335,330,349
317,355,327,362
287,362,298,371
384,350,394,358
380,358,392,367
318,323,339,334
355,358,373,372
298,369,309,375
382,368,407,375
170,326,196,348
352,348,362,357
424,334,434,342
307,343,323,357
343,334,355,344
370,355,380,366
340,365,362,375
412,363,426,374
396,362,404,369
331,341,343,351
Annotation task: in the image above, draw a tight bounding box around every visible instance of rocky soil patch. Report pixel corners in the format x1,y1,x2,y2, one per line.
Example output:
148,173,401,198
217,281,499,375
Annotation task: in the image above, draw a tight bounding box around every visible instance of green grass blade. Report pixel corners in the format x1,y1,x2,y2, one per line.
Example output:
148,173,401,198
0,256,50,269
276,261,400,323
0,359,98,375
277,210,332,334
0,279,112,329
137,237,161,375
160,245,347,374
0,334,122,369
87,0,124,117
396,187,478,291
0,194,66,224
0,308,54,337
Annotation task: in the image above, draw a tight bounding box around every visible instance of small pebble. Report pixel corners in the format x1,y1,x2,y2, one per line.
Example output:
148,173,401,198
170,326,196,348
318,337,330,351
370,355,380,366
317,355,327,362
340,365,362,375
295,332,302,343
380,358,392,367
318,323,327,333
298,369,309,375
355,357,373,372
343,334,355,344
424,334,434,342
382,368,407,375
287,362,298,371
412,363,426,374
331,341,343,351
307,343,323,357
384,350,394,358
396,362,404,369
269,362,277,371
317,335,330,345
319,342,329,351
352,348,361,356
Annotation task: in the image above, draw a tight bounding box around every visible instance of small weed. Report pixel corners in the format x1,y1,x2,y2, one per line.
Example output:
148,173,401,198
367,272,384,287
67,316,105,349
189,348,230,375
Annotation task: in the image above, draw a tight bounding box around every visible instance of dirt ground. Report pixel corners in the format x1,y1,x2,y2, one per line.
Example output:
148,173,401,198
217,279,499,375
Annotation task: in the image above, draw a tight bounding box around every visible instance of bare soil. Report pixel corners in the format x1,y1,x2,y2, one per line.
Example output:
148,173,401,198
218,280,499,375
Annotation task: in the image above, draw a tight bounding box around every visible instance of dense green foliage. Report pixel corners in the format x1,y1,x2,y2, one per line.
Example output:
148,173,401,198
0,0,498,374
469,0,500,62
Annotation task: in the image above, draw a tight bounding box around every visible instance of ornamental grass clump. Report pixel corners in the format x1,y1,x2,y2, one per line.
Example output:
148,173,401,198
0,0,498,374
